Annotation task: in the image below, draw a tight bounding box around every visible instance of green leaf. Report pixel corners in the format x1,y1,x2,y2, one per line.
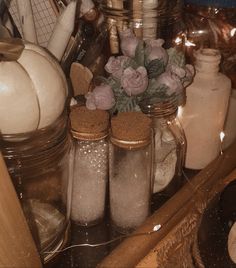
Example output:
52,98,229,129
146,59,165,79
95,76,110,85
134,41,145,66
142,81,170,100
114,94,140,113
145,78,158,96
123,58,139,70
167,48,185,68
108,77,121,90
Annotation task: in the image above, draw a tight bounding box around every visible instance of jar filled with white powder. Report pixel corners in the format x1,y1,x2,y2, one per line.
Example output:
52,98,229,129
140,96,186,203
109,112,153,234
70,105,109,226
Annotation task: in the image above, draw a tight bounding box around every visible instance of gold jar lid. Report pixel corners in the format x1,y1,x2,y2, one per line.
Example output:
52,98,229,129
110,112,152,149
70,105,109,141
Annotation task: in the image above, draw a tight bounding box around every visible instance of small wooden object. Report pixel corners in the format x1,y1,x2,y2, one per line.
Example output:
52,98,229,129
0,152,42,268
70,62,93,96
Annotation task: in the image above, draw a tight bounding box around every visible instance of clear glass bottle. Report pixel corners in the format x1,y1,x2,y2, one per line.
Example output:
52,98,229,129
109,112,152,234
99,0,185,54
140,96,186,204
184,0,236,87
0,110,73,264
70,105,109,226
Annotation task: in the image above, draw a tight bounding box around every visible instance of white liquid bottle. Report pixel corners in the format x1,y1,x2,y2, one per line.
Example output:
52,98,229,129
179,48,231,169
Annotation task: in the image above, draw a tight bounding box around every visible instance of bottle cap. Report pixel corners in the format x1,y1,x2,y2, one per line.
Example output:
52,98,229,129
70,105,109,140
110,112,152,149
184,0,236,8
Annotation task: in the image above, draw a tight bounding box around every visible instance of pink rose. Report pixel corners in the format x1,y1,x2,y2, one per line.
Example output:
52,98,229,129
167,64,194,87
167,65,186,79
104,56,128,79
85,84,115,110
156,71,183,95
145,39,168,64
120,29,139,58
185,64,195,78
121,66,148,96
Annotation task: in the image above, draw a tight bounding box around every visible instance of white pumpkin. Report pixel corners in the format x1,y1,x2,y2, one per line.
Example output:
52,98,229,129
0,42,68,134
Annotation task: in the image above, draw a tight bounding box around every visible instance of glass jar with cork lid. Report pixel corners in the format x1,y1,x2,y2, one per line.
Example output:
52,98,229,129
70,105,109,226
109,112,153,234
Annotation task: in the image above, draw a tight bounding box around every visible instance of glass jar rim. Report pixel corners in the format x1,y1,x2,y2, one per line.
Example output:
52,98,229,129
110,135,151,150
1,109,69,160
71,129,109,141
139,95,178,118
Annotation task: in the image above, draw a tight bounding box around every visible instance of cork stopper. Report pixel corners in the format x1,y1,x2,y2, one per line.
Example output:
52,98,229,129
70,105,109,140
110,112,152,149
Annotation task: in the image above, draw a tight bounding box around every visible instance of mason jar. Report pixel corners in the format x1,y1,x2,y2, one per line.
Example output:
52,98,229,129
140,96,186,204
99,0,185,54
0,110,73,264
109,112,153,234
70,105,109,226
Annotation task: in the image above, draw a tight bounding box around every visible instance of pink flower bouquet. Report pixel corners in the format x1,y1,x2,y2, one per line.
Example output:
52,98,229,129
85,28,194,113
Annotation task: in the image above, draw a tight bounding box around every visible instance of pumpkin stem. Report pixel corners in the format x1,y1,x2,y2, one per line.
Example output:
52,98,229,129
0,38,25,61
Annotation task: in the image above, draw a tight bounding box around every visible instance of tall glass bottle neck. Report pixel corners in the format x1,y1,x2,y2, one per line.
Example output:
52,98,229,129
194,48,221,74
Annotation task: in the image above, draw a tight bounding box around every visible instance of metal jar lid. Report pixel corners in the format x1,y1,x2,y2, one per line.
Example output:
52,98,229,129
70,105,109,141
110,112,152,149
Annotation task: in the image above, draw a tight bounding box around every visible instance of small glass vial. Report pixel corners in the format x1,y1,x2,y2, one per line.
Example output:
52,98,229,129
1,110,72,264
70,105,109,226
109,112,152,234
140,96,186,203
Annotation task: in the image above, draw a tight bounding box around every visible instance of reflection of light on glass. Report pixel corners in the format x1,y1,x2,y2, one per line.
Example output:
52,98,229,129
230,28,236,37
191,30,205,35
0,84,8,93
220,131,225,154
174,36,182,45
220,131,225,142
153,224,162,231
177,106,183,118
185,40,196,47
